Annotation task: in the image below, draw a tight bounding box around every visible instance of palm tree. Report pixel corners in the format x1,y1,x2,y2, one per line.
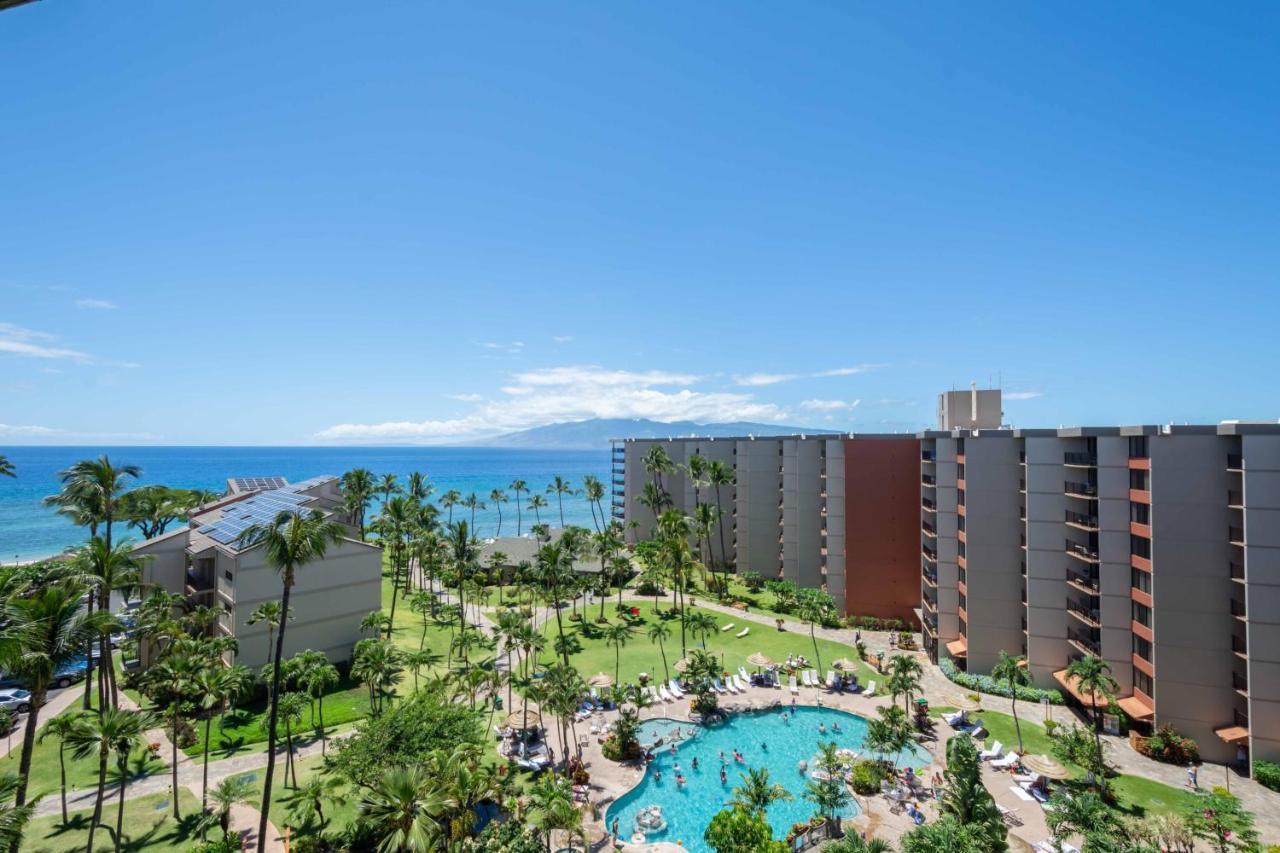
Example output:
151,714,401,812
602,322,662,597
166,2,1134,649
0,774,35,852
376,473,400,516
865,705,913,771
357,766,456,852
0,581,94,818
37,714,78,824
66,706,151,853
445,521,478,671
509,479,527,535
0,456,13,478
277,692,308,788
706,459,734,572
206,775,255,841
148,646,201,818
642,445,674,495
646,622,672,684
526,773,582,853
77,537,142,709
805,741,853,831
462,493,485,530
797,588,835,675
991,651,1032,753
195,667,230,816
546,477,575,528
527,493,548,527
581,475,606,532
1065,655,1119,793
440,489,462,525
406,471,432,504
686,611,718,650
238,509,347,852
603,621,635,684
489,489,509,537
281,773,345,833
887,653,924,715
246,601,289,669
340,468,376,538
302,661,340,755
731,767,793,815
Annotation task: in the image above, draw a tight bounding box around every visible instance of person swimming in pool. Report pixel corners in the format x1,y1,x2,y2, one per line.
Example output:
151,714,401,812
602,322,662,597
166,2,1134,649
818,722,826,734
832,722,841,733
719,750,726,763
720,767,728,784
654,769,662,783
691,757,699,770
761,742,768,751
676,773,686,786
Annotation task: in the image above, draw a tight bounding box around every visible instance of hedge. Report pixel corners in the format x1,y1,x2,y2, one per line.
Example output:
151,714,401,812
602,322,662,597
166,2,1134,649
1255,759,1280,793
939,657,1065,705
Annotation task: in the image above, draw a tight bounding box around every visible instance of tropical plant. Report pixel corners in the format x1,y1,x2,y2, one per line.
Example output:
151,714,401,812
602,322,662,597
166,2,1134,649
0,457,13,478
237,508,347,852
989,650,1032,753
581,474,606,532
1184,789,1260,852
246,601,290,669
887,653,924,715
147,643,202,818
704,805,786,853
508,479,527,535
602,620,635,684
489,488,509,536
804,741,853,830
1064,654,1119,794
281,773,346,832
66,706,152,853
646,621,672,683
526,772,582,853
37,713,79,824
731,767,793,815
900,815,990,853
527,493,548,527
864,705,913,771
940,734,1006,851
685,610,719,650
205,775,256,842
352,638,404,716
0,774,36,853
357,766,457,852
340,468,376,538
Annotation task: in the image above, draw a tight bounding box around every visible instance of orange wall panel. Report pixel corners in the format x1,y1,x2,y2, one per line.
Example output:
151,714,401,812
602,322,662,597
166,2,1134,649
844,438,921,623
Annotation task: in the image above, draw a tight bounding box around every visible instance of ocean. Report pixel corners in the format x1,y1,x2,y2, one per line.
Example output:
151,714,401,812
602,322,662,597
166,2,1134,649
0,446,611,562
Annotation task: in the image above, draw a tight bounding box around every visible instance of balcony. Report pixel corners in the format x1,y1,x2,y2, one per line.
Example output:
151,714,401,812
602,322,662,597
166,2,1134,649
922,521,937,538
921,451,936,463
1228,490,1244,509
922,594,937,614
1065,540,1101,564
1227,453,1243,472
1067,570,1100,596
922,568,938,587
922,474,937,488
921,497,937,513
1229,526,1246,546
1065,510,1100,531
1067,601,1102,628
1233,671,1249,697
921,546,938,563
1067,628,1101,657
185,570,215,596
1232,633,1248,659
1064,452,1098,468
1231,597,1247,620
1231,561,1245,582
1064,481,1098,500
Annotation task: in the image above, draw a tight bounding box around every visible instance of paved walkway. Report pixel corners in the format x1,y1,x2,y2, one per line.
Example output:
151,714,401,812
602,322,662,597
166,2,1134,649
0,685,82,760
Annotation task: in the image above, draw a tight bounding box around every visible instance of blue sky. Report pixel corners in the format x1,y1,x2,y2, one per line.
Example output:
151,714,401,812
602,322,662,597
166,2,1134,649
2,2,1277,445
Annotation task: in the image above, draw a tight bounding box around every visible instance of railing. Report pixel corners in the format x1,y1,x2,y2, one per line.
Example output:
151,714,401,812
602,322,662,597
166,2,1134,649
1230,598,1247,618
1066,540,1101,562
1067,628,1101,657
1065,510,1099,528
1228,490,1244,507
1233,671,1249,693
1064,452,1098,466
922,568,938,585
1227,453,1243,470
922,546,938,561
1067,570,1099,593
921,451,936,462
185,570,214,592
958,567,966,585
1234,709,1250,729
1064,481,1098,497
1230,562,1245,581
1229,526,1245,544
922,522,937,536
1067,601,1101,626
922,497,936,510
922,474,937,486
1232,634,1248,655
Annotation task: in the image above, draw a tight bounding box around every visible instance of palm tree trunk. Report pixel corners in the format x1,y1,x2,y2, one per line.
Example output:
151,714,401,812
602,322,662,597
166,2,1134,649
1010,687,1023,753
515,493,523,536
114,755,127,853
557,493,565,527
83,596,95,711
810,623,822,674
659,640,669,683
12,688,44,818
257,578,293,853
58,743,68,823
89,751,106,853
496,505,503,537
714,485,728,572
171,705,181,818
388,560,401,640
319,695,327,756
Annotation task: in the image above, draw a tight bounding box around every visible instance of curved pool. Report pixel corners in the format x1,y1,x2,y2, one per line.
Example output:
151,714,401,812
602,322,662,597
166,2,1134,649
605,705,931,852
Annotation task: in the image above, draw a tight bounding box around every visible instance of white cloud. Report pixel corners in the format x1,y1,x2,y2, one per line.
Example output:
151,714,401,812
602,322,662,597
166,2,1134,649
317,365,787,443
446,392,484,402
0,423,57,437
800,398,862,411
0,422,160,441
1005,391,1043,400
478,340,525,355
734,364,885,386
552,335,573,343
0,322,90,361
75,298,117,310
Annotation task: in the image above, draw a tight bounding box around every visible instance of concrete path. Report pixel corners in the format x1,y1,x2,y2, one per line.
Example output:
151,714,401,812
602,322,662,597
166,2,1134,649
0,684,83,760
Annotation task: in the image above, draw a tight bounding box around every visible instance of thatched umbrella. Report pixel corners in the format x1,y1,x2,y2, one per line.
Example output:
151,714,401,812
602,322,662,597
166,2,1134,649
672,658,691,674
746,652,775,669
1021,754,1071,780
504,704,543,730
946,693,982,712
587,672,614,689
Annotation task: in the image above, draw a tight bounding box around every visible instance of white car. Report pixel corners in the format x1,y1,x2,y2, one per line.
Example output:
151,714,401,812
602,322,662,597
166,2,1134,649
0,689,32,714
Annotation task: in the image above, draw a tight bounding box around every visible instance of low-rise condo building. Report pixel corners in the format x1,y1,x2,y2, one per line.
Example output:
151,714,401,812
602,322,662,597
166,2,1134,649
132,475,382,669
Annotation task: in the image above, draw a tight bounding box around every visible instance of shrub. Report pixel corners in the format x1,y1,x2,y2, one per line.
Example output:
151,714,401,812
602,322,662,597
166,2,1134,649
635,579,663,596
848,758,889,794
742,571,765,593
1253,759,1280,793
939,657,1064,705
1135,724,1200,765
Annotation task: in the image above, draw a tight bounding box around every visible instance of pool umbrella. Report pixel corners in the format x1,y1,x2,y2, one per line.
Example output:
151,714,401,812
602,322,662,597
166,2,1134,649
947,693,982,712
672,658,691,673
746,652,775,669
831,657,859,671
1021,754,1071,780
504,704,542,730
588,672,614,688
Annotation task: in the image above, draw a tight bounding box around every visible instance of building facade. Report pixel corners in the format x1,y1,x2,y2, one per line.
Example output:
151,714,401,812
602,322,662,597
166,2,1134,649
133,475,382,669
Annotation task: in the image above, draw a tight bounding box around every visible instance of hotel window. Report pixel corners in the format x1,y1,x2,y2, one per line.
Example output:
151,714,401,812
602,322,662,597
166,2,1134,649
1134,669,1154,698
1130,503,1150,525
1129,469,1149,490
1131,567,1151,594
224,570,234,583
957,463,965,479
1134,600,1153,626
957,515,965,532
957,489,965,506
958,541,966,559
956,438,965,454
1128,436,1148,458
959,593,967,610
1133,634,1152,662
1130,535,1151,559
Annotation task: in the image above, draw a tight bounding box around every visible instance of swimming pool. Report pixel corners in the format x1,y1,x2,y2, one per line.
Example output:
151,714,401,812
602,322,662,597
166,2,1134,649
606,706,931,852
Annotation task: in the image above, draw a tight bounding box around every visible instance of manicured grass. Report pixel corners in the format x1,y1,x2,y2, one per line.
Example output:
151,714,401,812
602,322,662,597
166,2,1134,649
533,604,873,689
22,789,202,853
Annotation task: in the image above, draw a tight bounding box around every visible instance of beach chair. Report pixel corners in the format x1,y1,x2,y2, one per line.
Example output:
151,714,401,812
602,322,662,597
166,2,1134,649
826,671,837,689
738,666,751,684
799,670,810,687
979,740,1004,761
736,627,750,638
737,675,750,692
710,678,723,693
721,622,735,632
863,679,876,695
1010,785,1037,803
809,669,821,687
942,710,967,727
991,751,1021,770
668,680,685,699
659,685,675,703
729,677,743,694
645,686,661,703
789,675,799,695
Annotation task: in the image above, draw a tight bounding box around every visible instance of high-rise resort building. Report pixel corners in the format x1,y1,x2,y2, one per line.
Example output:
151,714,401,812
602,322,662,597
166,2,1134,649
612,389,1280,776
132,476,382,669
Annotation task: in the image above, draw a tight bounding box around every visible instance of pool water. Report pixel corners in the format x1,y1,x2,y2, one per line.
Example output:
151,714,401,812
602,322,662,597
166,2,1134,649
606,706,931,852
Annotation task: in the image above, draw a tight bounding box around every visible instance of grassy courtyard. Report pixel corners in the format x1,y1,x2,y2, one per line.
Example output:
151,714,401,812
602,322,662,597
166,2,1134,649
22,790,202,853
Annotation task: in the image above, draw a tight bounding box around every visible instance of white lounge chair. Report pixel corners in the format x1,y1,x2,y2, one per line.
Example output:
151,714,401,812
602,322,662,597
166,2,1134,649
800,670,811,687
721,623,735,632
789,675,799,695
991,751,1021,770
826,671,837,689
736,675,750,692
1009,785,1037,803
738,666,751,683
668,680,684,699
863,680,876,695
736,627,750,638
942,710,967,727
711,678,724,693
979,740,1004,761
808,669,820,687
729,677,743,694
659,686,675,703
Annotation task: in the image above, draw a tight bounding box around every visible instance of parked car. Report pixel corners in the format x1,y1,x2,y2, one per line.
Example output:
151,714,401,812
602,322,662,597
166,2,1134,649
0,689,32,714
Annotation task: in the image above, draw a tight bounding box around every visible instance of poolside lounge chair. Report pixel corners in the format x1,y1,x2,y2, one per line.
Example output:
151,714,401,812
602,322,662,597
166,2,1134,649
659,685,675,703
711,678,724,693
721,622,735,632
991,751,1021,770
1010,785,1036,803
800,670,812,687
737,675,751,691
738,666,751,684
732,677,745,694
668,680,684,698
736,627,750,638
863,679,876,695
979,741,1004,761
789,675,799,695
808,669,820,687
826,671,837,689
942,710,968,727
645,686,661,703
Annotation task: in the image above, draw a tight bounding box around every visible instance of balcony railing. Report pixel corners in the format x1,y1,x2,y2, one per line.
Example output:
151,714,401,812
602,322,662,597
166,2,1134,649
921,474,937,487
1227,453,1243,470
1229,526,1245,544
921,451,936,462
1067,570,1100,594
1067,628,1101,657
1230,598,1247,619
922,567,938,586
1065,510,1100,530
922,497,936,511
1233,671,1249,694
1064,452,1098,467
1234,709,1250,729
922,522,937,537
1064,481,1098,498
185,570,215,593
922,546,938,562
1231,562,1245,582
1232,634,1248,656
1228,490,1244,508
1066,540,1101,564
1066,601,1101,627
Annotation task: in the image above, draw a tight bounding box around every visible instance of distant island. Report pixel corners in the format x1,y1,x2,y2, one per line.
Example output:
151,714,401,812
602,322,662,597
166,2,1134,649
462,417,837,450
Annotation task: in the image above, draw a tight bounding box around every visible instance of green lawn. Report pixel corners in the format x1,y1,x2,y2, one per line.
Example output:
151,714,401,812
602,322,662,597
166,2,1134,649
533,604,876,690
231,752,361,840
22,790,202,853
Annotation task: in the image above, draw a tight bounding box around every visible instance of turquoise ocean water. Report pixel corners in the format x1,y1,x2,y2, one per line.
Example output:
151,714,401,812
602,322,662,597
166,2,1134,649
0,446,609,562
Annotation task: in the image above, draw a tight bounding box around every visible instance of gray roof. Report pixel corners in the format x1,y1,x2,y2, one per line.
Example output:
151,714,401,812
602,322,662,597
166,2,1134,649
477,529,602,573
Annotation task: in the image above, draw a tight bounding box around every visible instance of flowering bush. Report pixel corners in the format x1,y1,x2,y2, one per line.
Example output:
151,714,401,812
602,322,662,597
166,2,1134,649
939,657,1064,704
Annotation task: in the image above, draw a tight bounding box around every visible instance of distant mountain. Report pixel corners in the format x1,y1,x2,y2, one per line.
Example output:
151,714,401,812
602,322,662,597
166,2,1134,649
464,418,837,450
